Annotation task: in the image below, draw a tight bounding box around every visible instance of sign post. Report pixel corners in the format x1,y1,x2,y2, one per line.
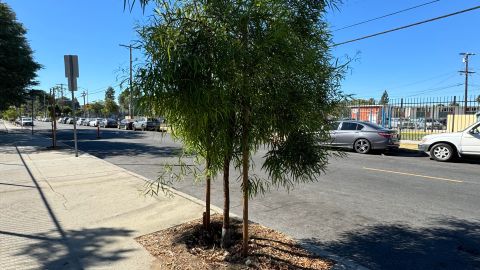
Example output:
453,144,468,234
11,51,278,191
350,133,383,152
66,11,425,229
64,55,79,157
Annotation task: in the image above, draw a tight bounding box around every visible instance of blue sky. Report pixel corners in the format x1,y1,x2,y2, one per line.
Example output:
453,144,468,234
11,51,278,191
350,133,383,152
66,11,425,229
4,0,480,102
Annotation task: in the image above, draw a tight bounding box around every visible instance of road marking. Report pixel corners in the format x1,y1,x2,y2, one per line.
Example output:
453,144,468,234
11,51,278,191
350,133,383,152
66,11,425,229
363,167,464,183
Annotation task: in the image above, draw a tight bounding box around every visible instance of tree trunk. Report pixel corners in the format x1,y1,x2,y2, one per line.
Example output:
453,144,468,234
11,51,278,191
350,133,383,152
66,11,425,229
241,107,250,257
204,156,211,231
221,154,231,248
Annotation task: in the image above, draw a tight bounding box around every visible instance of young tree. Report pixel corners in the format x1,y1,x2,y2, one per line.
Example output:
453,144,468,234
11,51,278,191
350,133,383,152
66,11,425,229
0,3,41,110
136,0,344,256
380,90,389,105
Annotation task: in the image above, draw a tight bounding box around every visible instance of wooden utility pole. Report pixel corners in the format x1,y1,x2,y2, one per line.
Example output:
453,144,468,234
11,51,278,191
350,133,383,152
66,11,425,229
459,53,475,114
81,91,86,118
119,44,140,119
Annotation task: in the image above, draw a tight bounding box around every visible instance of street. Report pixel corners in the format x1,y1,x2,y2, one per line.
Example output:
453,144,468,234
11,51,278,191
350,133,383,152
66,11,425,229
29,121,480,269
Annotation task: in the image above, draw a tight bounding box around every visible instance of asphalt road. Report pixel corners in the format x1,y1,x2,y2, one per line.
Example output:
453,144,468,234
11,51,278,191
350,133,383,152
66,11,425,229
29,121,480,269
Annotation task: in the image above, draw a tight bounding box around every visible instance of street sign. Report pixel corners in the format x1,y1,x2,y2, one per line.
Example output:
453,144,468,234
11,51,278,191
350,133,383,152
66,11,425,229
64,55,79,91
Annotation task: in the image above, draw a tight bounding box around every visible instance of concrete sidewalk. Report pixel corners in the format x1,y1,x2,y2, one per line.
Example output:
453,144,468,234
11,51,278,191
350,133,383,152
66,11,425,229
0,131,209,270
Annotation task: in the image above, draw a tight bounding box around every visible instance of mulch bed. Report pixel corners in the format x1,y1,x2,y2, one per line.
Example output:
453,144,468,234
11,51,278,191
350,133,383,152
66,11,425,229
136,214,333,269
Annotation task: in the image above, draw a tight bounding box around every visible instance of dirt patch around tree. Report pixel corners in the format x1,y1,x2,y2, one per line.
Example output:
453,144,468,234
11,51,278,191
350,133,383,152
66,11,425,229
136,214,333,269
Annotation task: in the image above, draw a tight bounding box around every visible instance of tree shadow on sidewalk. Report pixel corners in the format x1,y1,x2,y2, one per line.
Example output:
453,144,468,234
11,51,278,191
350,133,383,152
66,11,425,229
301,217,480,270
9,227,135,269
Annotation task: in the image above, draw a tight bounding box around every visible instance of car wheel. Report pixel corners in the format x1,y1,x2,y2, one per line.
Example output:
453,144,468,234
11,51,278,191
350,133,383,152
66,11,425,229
430,143,454,162
354,139,371,154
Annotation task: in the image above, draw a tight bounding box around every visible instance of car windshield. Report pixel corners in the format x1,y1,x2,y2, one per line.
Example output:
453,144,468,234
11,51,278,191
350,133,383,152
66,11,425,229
463,121,480,132
22,118,32,121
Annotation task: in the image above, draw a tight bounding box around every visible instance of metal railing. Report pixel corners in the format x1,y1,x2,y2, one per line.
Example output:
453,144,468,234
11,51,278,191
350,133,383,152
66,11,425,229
337,96,480,141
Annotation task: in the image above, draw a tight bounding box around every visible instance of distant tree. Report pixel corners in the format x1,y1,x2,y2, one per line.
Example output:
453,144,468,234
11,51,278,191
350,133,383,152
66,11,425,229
103,99,119,117
2,106,18,121
476,95,480,103
105,86,115,101
103,86,119,117
118,89,130,113
62,106,72,116
0,3,41,110
90,101,105,117
380,90,389,105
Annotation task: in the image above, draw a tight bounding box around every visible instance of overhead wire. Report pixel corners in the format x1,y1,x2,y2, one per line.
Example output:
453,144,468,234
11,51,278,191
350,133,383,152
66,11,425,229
334,5,480,46
333,0,440,32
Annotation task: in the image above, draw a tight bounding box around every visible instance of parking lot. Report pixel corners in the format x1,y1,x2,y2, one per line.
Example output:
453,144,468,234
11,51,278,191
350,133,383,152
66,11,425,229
24,120,480,269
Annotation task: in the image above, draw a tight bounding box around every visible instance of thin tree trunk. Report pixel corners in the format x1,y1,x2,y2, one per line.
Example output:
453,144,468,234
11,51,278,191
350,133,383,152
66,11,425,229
204,156,211,231
241,106,250,257
221,110,235,248
221,154,231,248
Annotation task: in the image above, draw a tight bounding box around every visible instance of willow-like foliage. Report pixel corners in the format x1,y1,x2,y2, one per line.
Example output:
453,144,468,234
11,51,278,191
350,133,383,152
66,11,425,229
133,0,346,255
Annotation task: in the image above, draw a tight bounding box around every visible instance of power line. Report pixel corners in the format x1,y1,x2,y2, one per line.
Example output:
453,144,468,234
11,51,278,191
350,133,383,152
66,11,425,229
404,83,463,98
334,5,480,46
333,0,440,32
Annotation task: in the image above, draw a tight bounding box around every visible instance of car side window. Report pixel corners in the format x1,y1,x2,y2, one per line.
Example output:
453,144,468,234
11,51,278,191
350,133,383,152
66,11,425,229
340,122,358,131
356,124,365,130
329,122,340,131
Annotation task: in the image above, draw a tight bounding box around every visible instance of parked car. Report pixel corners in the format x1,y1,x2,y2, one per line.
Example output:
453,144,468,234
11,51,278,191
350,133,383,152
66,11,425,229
20,117,33,126
42,117,52,122
117,119,134,130
418,121,480,162
399,119,418,129
100,118,117,128
89,118,103,127
82,118,90,126
133,117,161,131
158,117,168,132
58,117,64,123
327,120,399,154
66,118,75,124
424,119,445,130
76,118,85,125
61,117,70,124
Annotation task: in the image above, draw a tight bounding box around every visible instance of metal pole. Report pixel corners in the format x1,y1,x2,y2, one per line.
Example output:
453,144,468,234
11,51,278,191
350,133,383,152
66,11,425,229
129,45,133,119
71,90,78,157
451,96,456,132
52,87,57,148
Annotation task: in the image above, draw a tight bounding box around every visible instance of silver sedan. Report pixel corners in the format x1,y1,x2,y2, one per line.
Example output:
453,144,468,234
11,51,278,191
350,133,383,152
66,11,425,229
327,120,399,154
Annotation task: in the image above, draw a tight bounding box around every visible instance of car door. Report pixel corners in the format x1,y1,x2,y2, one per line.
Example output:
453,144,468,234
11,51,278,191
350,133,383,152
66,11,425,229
335,122,359,147
461,123,480,155
328,121,341,146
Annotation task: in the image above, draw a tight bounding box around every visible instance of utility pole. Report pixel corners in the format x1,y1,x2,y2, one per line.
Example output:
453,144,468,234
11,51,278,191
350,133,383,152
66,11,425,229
459,53,475,114
119,44,140,119
81,91,86,118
